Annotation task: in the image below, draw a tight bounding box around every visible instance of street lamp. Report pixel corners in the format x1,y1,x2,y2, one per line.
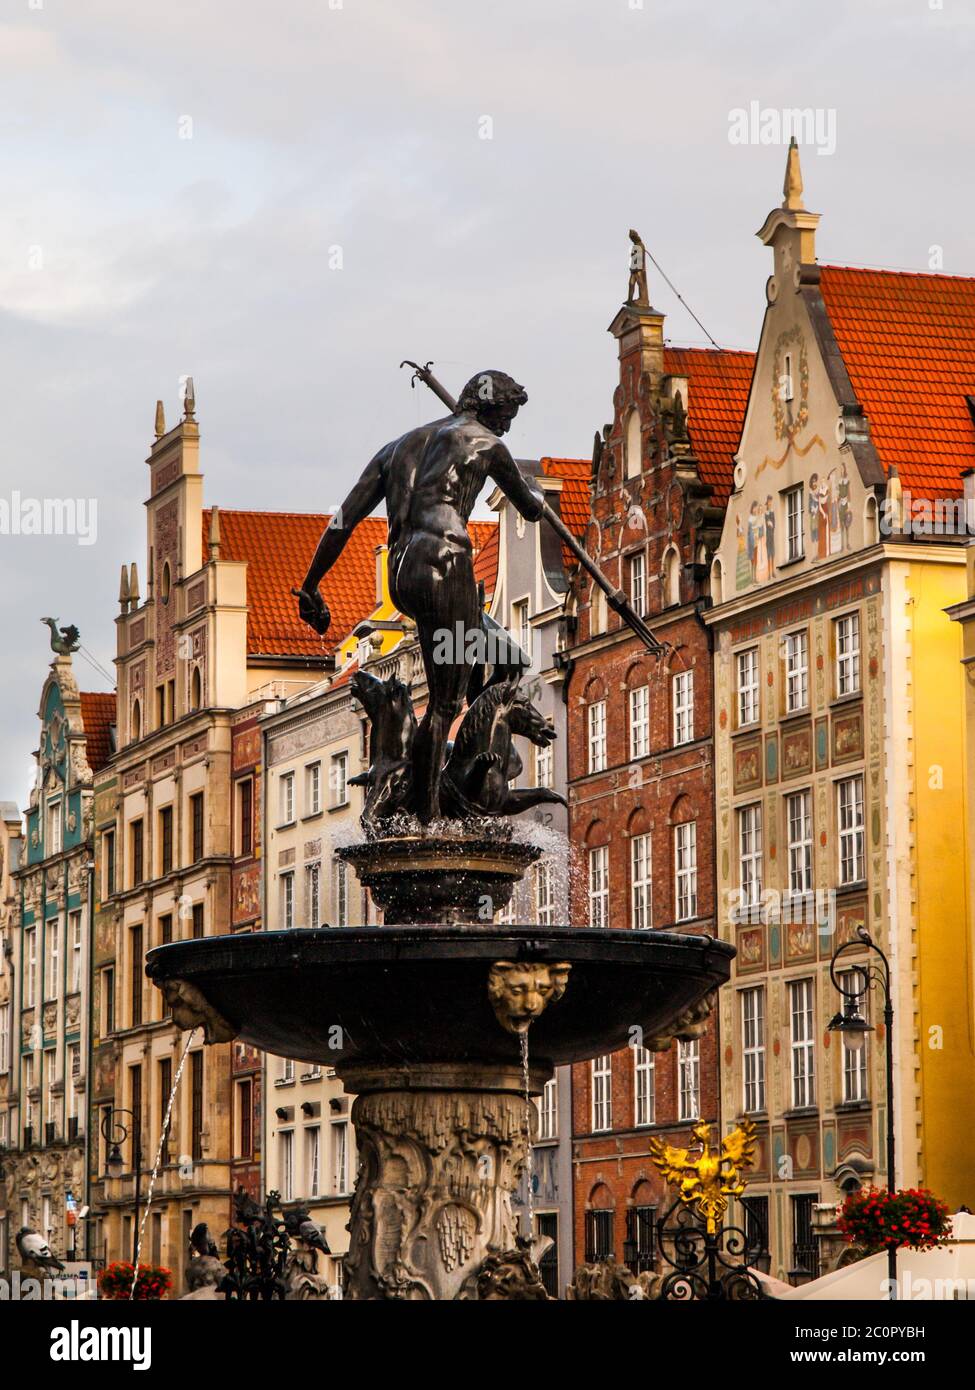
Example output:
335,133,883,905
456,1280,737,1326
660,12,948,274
828,926,897,1299
101,1108,142,1265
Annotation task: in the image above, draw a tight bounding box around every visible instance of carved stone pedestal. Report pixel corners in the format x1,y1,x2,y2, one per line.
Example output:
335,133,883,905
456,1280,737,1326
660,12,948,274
340,1063,547,1300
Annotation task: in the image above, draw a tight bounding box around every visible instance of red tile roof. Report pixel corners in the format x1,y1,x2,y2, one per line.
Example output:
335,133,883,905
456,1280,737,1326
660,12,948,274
204,510,499,659
473,525,500,596
818,265,975,498
663,347,755,504
80,691,116,772
540,457,591,567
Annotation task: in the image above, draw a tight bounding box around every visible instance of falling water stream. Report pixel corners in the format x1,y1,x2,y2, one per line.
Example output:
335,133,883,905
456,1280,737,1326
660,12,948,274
519,1032,534,1239
129,1028,199,1300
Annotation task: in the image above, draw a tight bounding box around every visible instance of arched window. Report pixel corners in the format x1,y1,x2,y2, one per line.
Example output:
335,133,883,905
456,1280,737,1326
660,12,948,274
710,556,724,604
663,547,681,607
625,409,642,479
131,699,142,742
190,666,202,712
586,1182,616,1262
864,495,879,546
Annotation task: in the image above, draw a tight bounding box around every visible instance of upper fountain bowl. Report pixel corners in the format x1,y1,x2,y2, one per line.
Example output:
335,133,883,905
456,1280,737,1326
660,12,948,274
145,925,734,1078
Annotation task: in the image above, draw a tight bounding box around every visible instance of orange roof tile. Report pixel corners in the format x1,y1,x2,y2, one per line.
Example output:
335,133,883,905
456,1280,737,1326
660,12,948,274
473,524,500,596
80,691,116,772
539,457,591,568
663,347,755,504
204,510,499,660
818,265,975,498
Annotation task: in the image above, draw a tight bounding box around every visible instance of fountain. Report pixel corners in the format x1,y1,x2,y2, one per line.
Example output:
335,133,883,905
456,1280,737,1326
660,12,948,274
145,365,734,1300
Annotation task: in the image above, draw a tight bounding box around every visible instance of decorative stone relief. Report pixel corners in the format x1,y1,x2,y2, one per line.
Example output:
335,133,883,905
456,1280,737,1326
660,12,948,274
487,961,571,1035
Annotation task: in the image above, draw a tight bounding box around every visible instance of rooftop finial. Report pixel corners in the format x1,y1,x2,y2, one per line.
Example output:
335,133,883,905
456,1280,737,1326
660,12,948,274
783,137,804,211
119,564,130,611
129,562,140,606
182,376,196,421
154,400,166,438
208,505,221,560
626,229,650,307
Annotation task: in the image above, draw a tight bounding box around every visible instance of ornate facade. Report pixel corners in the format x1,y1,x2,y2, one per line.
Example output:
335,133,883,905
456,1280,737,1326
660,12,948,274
2,649,114,1271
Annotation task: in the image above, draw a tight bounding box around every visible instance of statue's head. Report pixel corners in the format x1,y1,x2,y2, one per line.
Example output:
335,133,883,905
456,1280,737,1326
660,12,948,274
457,371,528,437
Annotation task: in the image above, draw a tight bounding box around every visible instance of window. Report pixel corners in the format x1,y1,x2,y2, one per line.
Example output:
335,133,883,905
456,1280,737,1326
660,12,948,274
837,776,865,884
191,903,204,940
332,1121,350,1195
674,822,697,921
131,699,142,742
45,920,60,1000
279,1057,295,1084
190,666,202,711
538,1077,557,1140
631,833,651,930
332,860,348,927
787,790,813,898
629,685,649,759
625,408,642,479
0,1003,9,1073
591,1055,612,1131
280,772,295,825
673,670,693,745
626,1204,657,1274
535,742,552,789
737,804,762,911
159,913,173,946
279,1131,294,1202
190,793,204,862
48,800,62,855
736,648,759,727
281,872,295,930
663,548,680,607
588,846,609,930
678,1039,700,1121
158,1057,172,1161
782,352,794,402
69,911,82,993
330,753,349,808
130,924,143,1026
23,1055,35,1135
25,928,37,1008
102,967,114,1034
190,1051,204,1162
835,612,861,697
585,1208,614,1263
307,862,321,928
790,978,816,1108
785,485,804,562
104,829,116,897
587,701,607,773
741,1195,769,1264
237,1078,253,1158
238,779,253,857
741,987,766,1113
634,1046,655,1127
792,1194,817,1278
785,631,808,713
306,1126,321,1199
130,1063,142,1168
304,762,321,817
512,599,531,654
131,819,144,887
535,860,555,926
840,969,869,1103
536,1212,559,1296
156,685,166,729
629,552,646,616
159,806,173,875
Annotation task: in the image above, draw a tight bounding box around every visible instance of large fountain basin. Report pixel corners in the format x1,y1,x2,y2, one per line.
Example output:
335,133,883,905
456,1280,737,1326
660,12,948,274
146,925,733,1074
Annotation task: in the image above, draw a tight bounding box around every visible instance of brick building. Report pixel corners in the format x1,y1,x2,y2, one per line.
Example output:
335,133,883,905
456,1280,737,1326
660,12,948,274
562,240,752,1272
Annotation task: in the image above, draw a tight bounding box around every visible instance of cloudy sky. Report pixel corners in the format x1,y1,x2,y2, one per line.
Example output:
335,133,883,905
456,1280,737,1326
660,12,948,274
0,0,972,799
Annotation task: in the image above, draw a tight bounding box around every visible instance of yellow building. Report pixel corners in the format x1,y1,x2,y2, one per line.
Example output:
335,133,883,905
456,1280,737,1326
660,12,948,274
706,144,975,1278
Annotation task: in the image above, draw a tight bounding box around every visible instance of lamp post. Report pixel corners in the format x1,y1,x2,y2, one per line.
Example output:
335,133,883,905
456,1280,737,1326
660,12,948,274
101,1108,142,1266
828,926,897,1299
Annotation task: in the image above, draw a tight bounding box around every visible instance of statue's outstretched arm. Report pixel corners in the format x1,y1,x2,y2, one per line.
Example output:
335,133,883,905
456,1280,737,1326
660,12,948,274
303,449,386,591
487,443,544,523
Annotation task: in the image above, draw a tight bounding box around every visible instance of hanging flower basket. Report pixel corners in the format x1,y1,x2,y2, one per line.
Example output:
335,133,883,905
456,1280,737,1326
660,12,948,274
837,1188,951,1255
98,1261,173,1301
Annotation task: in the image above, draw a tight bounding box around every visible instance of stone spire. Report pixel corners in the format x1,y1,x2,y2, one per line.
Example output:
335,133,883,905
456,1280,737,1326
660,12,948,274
129,561,140,607
154,400,166,439
208,505,221,560
118,564,130,613
182,376,196,421
783,136,804,210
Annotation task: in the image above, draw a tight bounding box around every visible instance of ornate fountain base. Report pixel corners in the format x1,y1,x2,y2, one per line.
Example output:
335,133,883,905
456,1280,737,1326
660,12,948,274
340,1062,546,1300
